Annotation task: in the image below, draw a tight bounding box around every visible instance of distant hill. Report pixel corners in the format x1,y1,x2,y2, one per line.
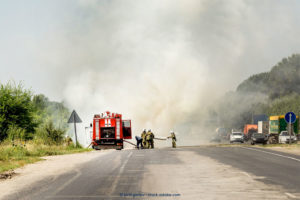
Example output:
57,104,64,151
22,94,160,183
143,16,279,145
214,54,300,129
237,54,300,99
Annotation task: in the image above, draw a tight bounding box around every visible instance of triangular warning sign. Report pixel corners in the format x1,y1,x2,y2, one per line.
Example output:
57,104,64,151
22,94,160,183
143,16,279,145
68,110,82,123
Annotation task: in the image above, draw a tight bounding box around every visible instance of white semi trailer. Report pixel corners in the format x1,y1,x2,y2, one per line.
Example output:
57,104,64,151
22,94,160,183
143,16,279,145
258,121,269,134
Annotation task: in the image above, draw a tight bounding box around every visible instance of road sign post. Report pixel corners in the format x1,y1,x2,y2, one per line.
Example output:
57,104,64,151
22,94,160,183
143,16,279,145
285,112,296,145
68,110,82,147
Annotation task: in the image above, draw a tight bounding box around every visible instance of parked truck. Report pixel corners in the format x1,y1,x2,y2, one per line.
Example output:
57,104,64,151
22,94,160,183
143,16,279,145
268,115,299,144
244,124,258,140
92,111,132,150
257,121,269,134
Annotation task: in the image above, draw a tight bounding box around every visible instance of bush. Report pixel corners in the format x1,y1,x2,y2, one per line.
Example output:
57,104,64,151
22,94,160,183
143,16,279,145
35,119,66,145
6,125,26,144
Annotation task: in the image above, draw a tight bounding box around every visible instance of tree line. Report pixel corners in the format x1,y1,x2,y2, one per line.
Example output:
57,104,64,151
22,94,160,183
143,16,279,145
0,82,70,144
213,54,300,129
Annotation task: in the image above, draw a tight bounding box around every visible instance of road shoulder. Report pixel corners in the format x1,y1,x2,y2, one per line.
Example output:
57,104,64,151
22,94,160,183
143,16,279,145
0,150,112,200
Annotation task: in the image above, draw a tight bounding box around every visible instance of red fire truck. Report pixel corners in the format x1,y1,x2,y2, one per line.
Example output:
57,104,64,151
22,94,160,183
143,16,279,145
92,111,132,150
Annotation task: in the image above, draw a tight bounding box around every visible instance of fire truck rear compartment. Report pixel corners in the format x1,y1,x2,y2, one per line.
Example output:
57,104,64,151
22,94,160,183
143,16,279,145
101,127,115,138
94,127,123,150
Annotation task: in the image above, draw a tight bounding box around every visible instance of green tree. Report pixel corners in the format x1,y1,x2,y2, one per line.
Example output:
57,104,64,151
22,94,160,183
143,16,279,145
32,94,49,112
32,94,70,131
0,82,37,141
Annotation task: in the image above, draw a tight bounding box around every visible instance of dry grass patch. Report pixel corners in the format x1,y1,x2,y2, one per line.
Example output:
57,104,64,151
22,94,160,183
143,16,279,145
0,141,91,174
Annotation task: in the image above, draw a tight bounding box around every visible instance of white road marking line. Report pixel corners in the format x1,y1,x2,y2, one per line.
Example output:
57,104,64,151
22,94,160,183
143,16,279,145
109,152,133,195
236,172,265,180
119,183,139,185
241,147,300,162
127,152,133,158
285,192,297,199
100,176,138,178
126,169,145,172
52,169,82,195
253,176,266,180
240,172,251,178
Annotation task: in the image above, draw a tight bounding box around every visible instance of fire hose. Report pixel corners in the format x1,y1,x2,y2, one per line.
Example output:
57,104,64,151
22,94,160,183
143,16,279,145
123,140,137,147
88,138,168,148
154,138,167,140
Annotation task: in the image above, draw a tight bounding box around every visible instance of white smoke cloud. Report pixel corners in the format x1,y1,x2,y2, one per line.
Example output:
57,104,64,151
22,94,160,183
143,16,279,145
2,0,300,146
47,0,300,145
60,1,214,142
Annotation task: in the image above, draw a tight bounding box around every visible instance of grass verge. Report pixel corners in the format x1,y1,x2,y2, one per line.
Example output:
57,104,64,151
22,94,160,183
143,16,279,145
0,142,92,174
258,142,300,155
259,143,300,148
216,142,300,156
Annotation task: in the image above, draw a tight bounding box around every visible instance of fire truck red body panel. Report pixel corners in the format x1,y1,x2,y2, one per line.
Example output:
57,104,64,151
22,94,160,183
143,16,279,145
92,111,132,150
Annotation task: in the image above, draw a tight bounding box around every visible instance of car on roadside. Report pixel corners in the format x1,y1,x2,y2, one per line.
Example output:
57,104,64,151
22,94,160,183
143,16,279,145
250,133,268,145
278,131,297,144
210,134,221,143
229,132,244,143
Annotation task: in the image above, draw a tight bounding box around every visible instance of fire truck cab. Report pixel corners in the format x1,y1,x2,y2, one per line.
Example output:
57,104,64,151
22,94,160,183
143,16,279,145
92,111,132,150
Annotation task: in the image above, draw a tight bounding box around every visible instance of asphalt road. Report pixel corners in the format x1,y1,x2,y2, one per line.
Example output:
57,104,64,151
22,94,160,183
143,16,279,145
5,146,300,200
6,149,181,200
192,146,300,192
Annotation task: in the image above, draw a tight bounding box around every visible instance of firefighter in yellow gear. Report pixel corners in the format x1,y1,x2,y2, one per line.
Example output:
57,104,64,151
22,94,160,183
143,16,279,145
167,131,176,148
145,129,155,149
141,129,147,149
